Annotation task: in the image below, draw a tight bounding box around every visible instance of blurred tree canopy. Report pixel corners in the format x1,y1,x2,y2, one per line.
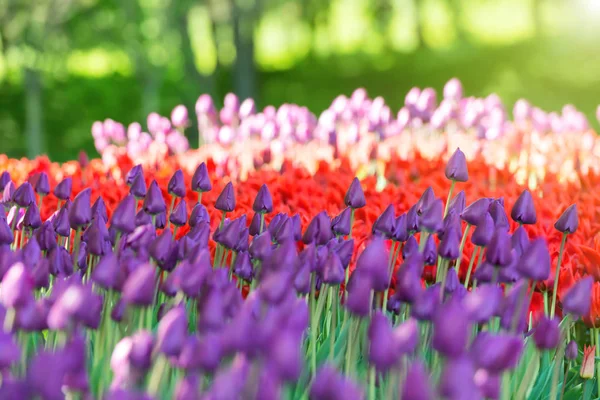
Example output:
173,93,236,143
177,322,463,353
1,0,599,161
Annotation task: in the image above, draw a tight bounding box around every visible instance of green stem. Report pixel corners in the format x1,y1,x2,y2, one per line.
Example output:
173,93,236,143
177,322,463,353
439,261,450,301
550,233,568,319
511,281,531,333
368,367,376,400
458,223,471,263
166,196,175,229
543,290,549,316
550,315,571,400
383,241,399,311
345,317,357,376
3,307,15,332
198,191,202,204
310,276,317,377
418,232,430,253
259,213,265,234
348,208,355,240
330,286,337,361
147,354,169,395
443,180,456,218
463,246,479,288
592,328,600,396
72,228,81,269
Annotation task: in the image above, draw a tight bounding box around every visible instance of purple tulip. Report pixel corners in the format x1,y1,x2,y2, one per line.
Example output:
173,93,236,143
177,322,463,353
471,332,523,373
191,162,212,193
474,369,500,400
274,218,295,243
533,317,560,350
562,276,593,317
110,195,136,234
68,188,92,228
143,180,166,215
322,251,345,285
334,239,354,268
517,238,550,281
437,225,460,260
189,202,210,227
372,204,395,237
125,165,143,187
463,284,502,324
460,197,492,226
91,196,108,223
1,262,34,308
13,182,35,208
22,236,41,267
439,357,478,399
331,207,352,236
554,204,578,234
393,317,419,355
215,182,236,212
401,361,434,400
26,351,67,400
356,236,389,291
169,199,188,227
489,199,510,232
249,231,273,261
130,173,147,199
447,190,466,216
135,209,152,227
471,212,494,247
53,205,71,237
174,374,200,400
395,254,424,303
168,170,186,198
368,311,399,372
0,216,14,245
485,228,513,268
566,340,578,360
0,171,11,192
92,252,124,290
445,148,469,182
432,298,470,358
122,263,156,307
345,269,374,317
411,284,441,321
157,305,188,356
419,199,443,233
310,365,364,400
406,205,419,232
33,172,50,195
1,184,15,210
511,189,537,225
54,177,72,200
344,177,366,209
233,251,253,281
253,184,273,214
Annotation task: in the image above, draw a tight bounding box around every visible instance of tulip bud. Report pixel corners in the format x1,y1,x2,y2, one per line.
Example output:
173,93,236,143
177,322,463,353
580,345,595,379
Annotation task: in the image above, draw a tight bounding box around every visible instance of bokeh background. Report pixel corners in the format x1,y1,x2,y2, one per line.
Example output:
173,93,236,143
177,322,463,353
1,0,599,161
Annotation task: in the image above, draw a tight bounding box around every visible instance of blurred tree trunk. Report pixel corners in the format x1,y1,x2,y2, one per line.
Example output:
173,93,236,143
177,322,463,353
24,68,43,158
448,0,467,43
414,0,426,48
142,68,161,118
232,0,256,101
178,4,216,100
532,0,544,36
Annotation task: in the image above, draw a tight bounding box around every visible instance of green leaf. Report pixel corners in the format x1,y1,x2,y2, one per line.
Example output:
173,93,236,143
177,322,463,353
527,359,555,400
582,379,594,400
315,319,350,366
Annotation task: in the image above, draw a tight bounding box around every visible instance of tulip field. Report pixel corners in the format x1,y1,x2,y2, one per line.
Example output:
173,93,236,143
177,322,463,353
2,79,600,399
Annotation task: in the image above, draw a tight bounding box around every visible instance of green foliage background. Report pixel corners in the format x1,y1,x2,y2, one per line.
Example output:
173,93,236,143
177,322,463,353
0,0,599,162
